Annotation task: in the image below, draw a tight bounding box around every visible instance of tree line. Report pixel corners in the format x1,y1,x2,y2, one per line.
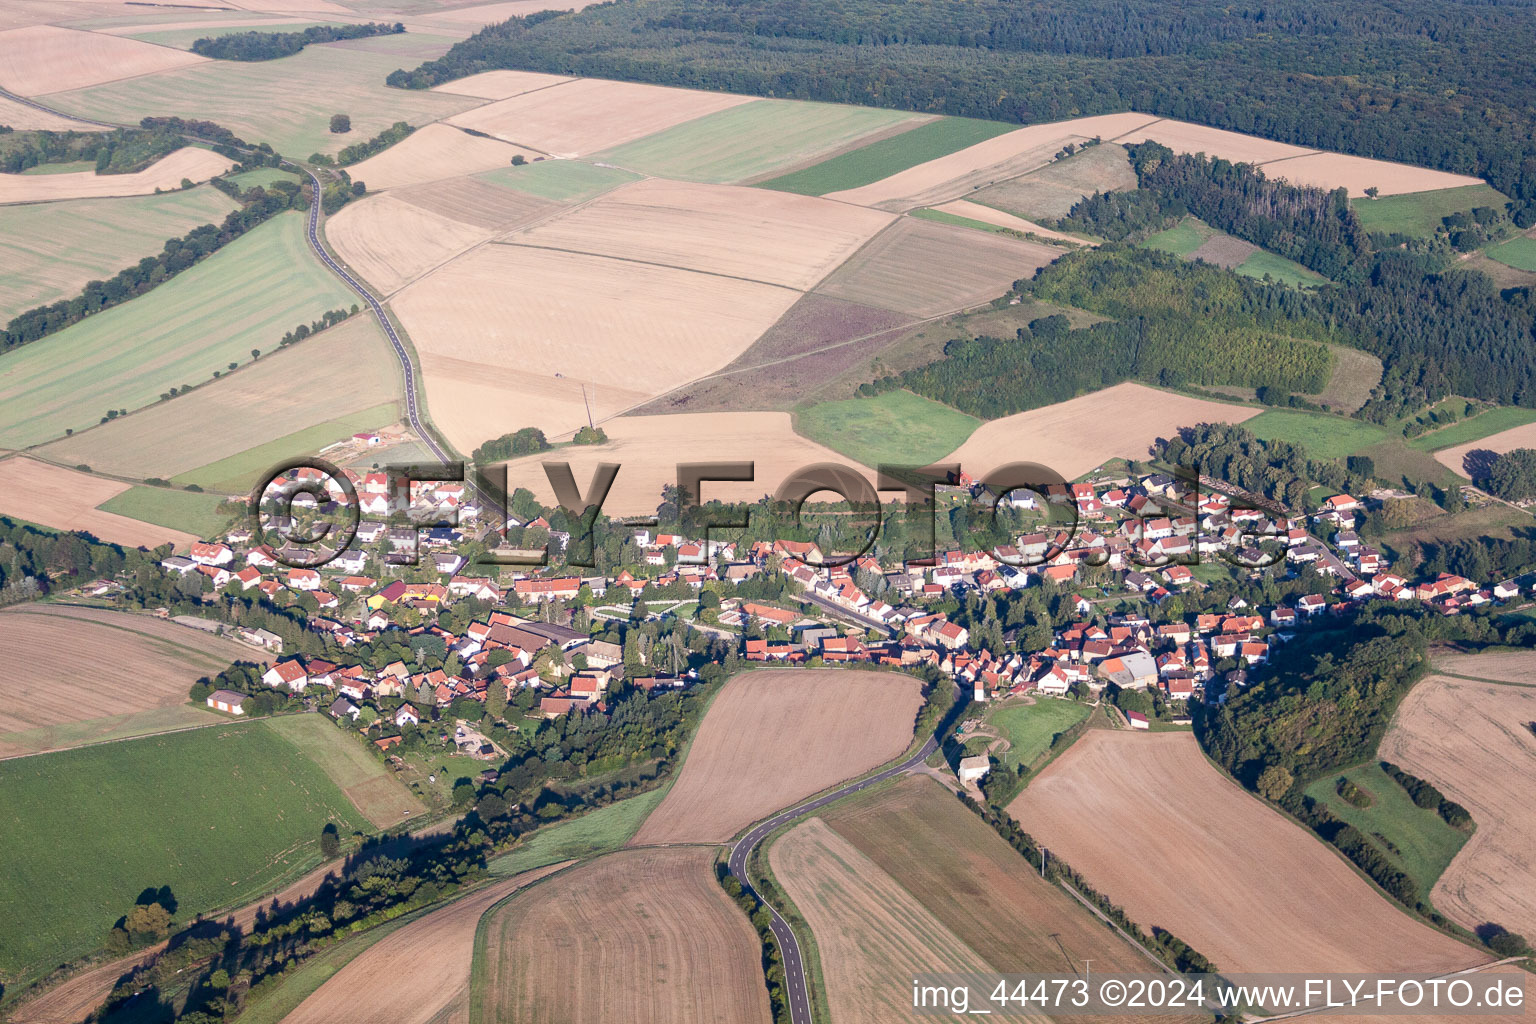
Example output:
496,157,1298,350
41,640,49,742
0,126,184,175
190,22,404,61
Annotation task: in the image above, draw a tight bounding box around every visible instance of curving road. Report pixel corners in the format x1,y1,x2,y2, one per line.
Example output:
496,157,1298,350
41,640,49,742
727,732,941,1024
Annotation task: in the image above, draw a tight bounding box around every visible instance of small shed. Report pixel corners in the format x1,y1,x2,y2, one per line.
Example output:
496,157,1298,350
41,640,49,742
206,690,248,715
957,755,991,784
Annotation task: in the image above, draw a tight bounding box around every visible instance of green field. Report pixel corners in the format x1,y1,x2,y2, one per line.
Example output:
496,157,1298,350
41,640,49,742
487,788,668,876
228,166,302,190
18,160,98,175
46,36,478,158
478,159,641,203
1142,218,1210,256
597,99,918,184
1406,406,1536,452
1245,409,1391,459
981,698,1090,769
264,714,425,828
909,207,1013,235
1303,763,1469,899
0,720,370,984
97,485,233,538
756,116,1017,196
1485,235,1536,272
795,390,980,468
0,186,238,323
171,402,397,494
0,704,221,760
1356,439,1458,490
0,213,357,449
1235,249,1328,288
1351,184,1510,238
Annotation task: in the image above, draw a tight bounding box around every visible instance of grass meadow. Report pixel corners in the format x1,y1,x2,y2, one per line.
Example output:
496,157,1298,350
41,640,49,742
795,390,980,468
0,186,237,323
1244,409,1391,460
172,402,398,494
96,485,233,538
1485,235,1536,272
1406,405,1536,452
1351,184,1510,238
0,720,369,985
1142,217,1210,256
1236,249,1327,288
982,698,1090,769
756,116,1017,196
487,788,668,876
0,214,356,449
597,99,919,184
264,714,425,828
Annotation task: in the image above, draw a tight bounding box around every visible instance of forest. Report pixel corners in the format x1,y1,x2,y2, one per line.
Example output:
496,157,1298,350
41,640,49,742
190,21,403,61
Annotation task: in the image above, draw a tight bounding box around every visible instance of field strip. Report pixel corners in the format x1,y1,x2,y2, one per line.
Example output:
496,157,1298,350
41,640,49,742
1427,670,1536,689
490,239,804,292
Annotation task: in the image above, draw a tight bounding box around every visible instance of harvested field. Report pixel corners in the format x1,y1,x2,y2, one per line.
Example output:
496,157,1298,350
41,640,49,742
1188,233,1259,268
1434,421,1536,479
972,142,1138,220
429,68,573,100
477,157,640,202
1009,731,1494,977
942,382,1259,480
770,818,1008,1024
1382,674,1536,940
477,848,771,1024
0,186,237,322
408,0,605,30
1258,152,1484,198
37,316,400,486
0,457,198,548
501,411,870,515
631,668,922,844
0,25,205,95
596,98,923,184
512,177,893,289
821,775,1187,1023
0,92,107,132
824,112,1157,210
0,146,234,204
328,192,499,294
1116,118,1314,165
280,866,569,1024
0,213,355,448
930,200,1089,245
394,244,800,447
173,404,400,495
342,123,541,191
0,605,250,757
1432,649,1536,685
445,77,755,157
816,216,1061,317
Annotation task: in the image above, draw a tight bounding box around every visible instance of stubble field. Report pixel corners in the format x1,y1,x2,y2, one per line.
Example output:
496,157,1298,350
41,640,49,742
0,147,234,204
0,24,205,95
630,668,923,844
1435,420,1536,478
428,67,573,100
0,604,250,757
342,122,540,191
0,457,198,548
474,847,772,1024
1380,671,1536,941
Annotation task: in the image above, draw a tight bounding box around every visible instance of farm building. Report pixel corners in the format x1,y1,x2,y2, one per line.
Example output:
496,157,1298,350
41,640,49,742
958,755,991,784
206,690,248,715
1126,711,1150,730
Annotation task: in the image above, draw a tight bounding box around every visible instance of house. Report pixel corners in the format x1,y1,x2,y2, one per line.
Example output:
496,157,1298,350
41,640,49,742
262,659,309,691
206,689,247,715
160,555,197,575
238,626,283,652
513,577,582,602
287,568,322,591
332,549,368,574
395,704,420,727
1100,651,1157,689
233,566,263,591
190,542,234,567
957,755,991,784
329,696,361,721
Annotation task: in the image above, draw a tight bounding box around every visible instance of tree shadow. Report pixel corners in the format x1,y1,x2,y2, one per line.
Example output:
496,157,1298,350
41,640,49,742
1459,448,1499,481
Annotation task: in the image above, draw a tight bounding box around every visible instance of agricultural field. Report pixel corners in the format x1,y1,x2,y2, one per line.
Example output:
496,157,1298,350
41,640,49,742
943,382,1259,481
0,212,356,449
328,191,506,294
487,788,667,876
824,112,1157,211
0,25,205,95
474,847,772,1024
1408,406,1536,452
979,697,1091,769
263,714,426,829
794,389,980,468
501,411,869,515
0,185,237,322
1244,408,1391,460
1142,217,1326,286
0,457,199,549
1352,184,1512,237
173,404,400,495
445,77,754,157
926,200,1089,245
95,485,232,539
0,147,234,204
754,115,1016,196
38,316,401,488
596,99,924,184
769,817,1005,1024
477,157,640,202
1142,217,1211,256
279,864,569,1024
1434,420,1536,478
429,68,573,100
1009,732,1494,977
0,604,250,758
815,216,1061,317
1381,671,1536,941
1302,762,1470,902
0,720,371,986
47,35,481,159
342,123,539,191
971,142,1138,220
630,668,924,844
0,91,105,131
226,166,300,190
1485,235,1536,272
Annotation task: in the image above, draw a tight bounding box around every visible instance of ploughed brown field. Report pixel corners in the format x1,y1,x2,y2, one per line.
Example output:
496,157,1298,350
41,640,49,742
1008,731,1525,1024
475,847,771,1024
630,668,924,844
1382,668,1536,942
281,863,570,1024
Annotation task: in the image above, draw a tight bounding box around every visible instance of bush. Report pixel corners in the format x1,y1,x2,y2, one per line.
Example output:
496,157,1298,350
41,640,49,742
330,113,351,134
1336,776,1373,808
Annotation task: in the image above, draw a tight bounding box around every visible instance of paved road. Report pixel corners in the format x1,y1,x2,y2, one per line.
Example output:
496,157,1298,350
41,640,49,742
726,732,940,1024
